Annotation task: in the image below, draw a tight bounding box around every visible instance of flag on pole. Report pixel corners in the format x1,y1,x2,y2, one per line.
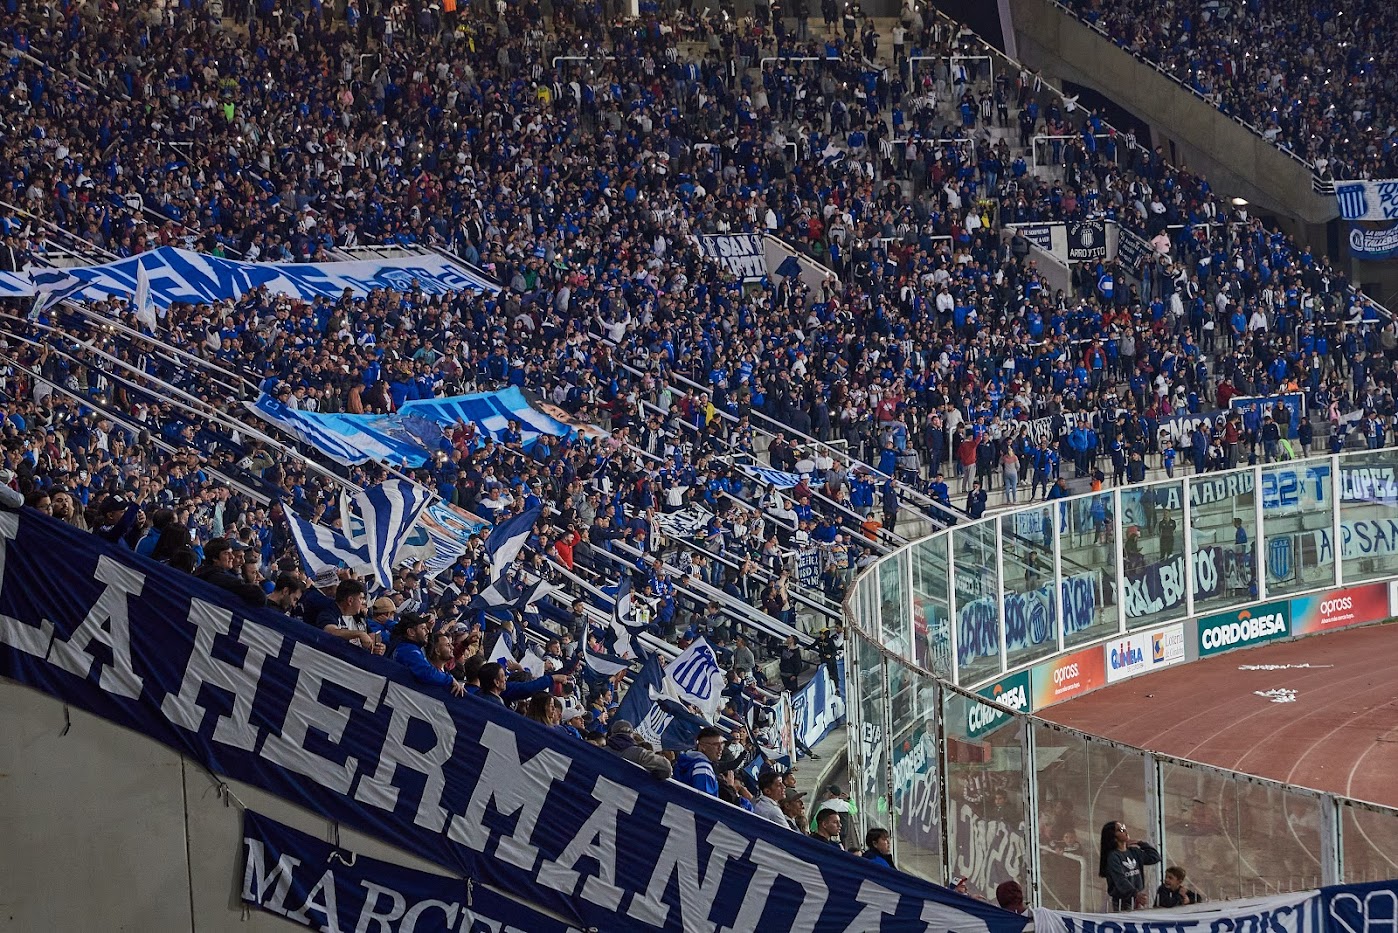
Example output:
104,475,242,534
283,507,371,579
347,479,433,589
485,505,542,577
606,573,650,660
583,622,632,677
132,262,157,331
662,636,727,722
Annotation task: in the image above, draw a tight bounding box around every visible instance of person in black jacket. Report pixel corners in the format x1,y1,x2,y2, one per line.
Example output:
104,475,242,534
193,538,266,607
778,634,804,691
1099,820,1161,911
1154,866,1204,908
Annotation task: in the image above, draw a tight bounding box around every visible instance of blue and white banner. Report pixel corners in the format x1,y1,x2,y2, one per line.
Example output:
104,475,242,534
351,480,434,589
695,234,767,281
791,664,843,751
616,655,712,752
486,505,542,578
1349,223,1398,260
248,387,580,467
0,511,1025,933
1230,392,1305,438
1122,546,1224,619
28,246,497,312
420,502,490,576
1335,179,1398,222
241,811,582,933
956,573,1097,667
662,636,728,722
284,506,372,579
1033,877,1398,933
0,269,31,298
743,464,803,488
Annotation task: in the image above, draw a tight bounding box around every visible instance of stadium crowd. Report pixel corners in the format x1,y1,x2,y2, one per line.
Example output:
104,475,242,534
0,0,1397,889
1064,0,1398,180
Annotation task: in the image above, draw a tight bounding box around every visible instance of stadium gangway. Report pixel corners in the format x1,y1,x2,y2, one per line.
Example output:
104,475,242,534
606,537,817,648
905,53,995,90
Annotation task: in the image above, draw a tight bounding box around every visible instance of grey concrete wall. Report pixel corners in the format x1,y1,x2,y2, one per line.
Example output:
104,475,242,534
1009,0,1339,227
0,679,536,933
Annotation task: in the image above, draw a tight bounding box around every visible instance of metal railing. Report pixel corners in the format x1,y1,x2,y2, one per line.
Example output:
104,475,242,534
841,449,1398,908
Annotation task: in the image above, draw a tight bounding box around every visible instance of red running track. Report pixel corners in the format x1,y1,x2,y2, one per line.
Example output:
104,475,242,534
1040,621,1398,808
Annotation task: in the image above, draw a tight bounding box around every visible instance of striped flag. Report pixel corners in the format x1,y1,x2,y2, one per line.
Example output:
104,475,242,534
662,636,727,722
485,505,542,577
584,623,631,677
348,479,433,589
284,507,372,580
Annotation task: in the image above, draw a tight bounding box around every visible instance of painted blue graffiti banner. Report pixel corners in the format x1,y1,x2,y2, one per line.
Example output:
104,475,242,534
0,511,1025,933
246,387,580,466
1229,392,1305,438
957,573,1096,667
1122,546,1224,619
792,664,843,751
241,810,581,933
30,246,497,311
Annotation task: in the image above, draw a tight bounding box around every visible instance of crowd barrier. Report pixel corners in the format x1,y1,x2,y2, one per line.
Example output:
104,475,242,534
843,450,1398,910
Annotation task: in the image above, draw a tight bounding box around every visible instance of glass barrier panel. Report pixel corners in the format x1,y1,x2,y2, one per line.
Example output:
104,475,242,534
953,522,1002,685
1001,514,1059,671
888,657,942,882
1122,480,1187,630
1233,779,1324,896
942,687,1030,902
852,633,889,847
844,628,864,842
911,535,953,678
879,553,913,660
1341,801,1398,884
1338,449,1398,584
1262,462,1335,597
1059,494,1119,649
1190,466,1257,612
1160,760,1242,901
1033,724,1155,911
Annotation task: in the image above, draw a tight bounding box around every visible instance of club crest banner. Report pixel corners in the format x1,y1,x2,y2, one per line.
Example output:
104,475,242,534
0,510,1025,933
29,246,497,311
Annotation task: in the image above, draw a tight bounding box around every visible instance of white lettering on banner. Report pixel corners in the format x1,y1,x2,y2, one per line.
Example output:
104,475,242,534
0,511,55,657
261,642,385,794
161,600,285,752
625,806,747,927
242,839,302,916
696,234,767,281
726,839,829,933
354,682,457,833
537,776,638,911
842,880,901,932
1039,889,1315,933
948,804,1025,898
356,882,410,933
892,730,940,839
1200,613,1288,651
860,721,886,799
284,867,342,930
1328,889,1398,933
448,721,571,871
1340,467,1398,503
45,555,146,699
967,683,1029,733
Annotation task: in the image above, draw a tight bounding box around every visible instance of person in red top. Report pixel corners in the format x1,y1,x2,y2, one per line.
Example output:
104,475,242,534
553,527,581,569
956,432,979,493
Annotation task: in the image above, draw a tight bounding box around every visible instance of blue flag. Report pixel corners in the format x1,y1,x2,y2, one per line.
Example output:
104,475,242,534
485,505,542,577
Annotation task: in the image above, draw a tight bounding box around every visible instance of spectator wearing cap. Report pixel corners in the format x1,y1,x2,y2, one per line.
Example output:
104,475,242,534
863,829,895,869
194,538,266,607
604,720,673,779
391,613,464,697
93,495,144,549
781,788,809,832
754,770,791,827
368,596,398,640
674,726,725,797
557,698,588,740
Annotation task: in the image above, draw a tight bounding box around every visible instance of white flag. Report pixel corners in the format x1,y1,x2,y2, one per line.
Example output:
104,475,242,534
662,636,727,722
133,262,157,331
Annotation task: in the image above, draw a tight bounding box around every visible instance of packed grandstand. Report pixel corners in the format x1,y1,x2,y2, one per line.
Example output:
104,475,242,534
1,0,1397,928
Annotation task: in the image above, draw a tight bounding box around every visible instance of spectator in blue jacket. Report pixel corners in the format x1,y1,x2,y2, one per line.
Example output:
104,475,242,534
391,613,465,697
674,726,725,797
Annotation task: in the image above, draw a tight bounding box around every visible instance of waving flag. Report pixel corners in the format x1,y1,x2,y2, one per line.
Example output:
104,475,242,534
584,619,632,677
349,480,433,589
617,655,716,751
485,505,542,577
132,262,157,331
283,507,371,580
662,636,727,722
606,574,650,660
470,574,551,622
